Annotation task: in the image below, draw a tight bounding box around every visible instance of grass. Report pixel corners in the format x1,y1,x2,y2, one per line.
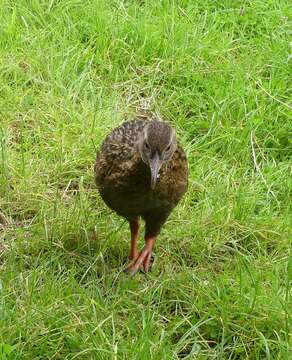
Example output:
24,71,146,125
0,0,291,358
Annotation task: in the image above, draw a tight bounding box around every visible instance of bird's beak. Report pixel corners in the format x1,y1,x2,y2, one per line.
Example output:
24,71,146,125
150,152,161,190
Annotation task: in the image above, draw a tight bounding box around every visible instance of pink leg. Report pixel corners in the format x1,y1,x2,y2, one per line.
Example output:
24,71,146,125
129,219,139,260
124,235,156,276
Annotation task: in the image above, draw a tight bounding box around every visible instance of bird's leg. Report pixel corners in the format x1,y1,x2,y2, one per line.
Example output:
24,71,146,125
129,218,140,260
124,235,156,275
142,235,156,272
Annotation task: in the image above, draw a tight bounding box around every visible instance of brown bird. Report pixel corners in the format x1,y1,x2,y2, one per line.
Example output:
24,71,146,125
94,117,188,275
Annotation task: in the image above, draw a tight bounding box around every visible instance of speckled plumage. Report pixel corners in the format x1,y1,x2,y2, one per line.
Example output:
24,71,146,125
94,117,188,273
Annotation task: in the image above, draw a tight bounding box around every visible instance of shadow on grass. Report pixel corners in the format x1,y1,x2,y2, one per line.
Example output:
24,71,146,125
57,223,131,278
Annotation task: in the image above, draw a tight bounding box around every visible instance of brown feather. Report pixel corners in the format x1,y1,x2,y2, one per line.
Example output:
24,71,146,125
94,118,188,237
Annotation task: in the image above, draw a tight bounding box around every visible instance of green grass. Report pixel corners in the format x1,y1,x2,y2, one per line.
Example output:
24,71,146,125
0,0,291,358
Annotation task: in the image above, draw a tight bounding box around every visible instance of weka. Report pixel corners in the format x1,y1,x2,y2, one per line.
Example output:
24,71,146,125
94,117,188,275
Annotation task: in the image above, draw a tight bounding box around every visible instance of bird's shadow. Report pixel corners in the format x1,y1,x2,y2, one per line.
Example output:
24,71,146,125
59,222,131,280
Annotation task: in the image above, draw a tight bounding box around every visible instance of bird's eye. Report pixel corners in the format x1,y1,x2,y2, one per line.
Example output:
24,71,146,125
165,145,171,152
145,142,149,149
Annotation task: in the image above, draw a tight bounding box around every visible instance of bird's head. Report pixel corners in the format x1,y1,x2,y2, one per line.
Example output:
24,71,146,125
138,121,177,189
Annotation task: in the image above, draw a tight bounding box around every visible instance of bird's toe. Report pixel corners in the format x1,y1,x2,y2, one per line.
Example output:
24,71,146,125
143,254,154,272
123,250,154,276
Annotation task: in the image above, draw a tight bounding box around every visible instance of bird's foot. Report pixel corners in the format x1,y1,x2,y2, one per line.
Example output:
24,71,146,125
124,248,154,276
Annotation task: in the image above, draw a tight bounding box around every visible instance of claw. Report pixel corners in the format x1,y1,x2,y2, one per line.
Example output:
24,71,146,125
123,235,156,276
124,249,154,276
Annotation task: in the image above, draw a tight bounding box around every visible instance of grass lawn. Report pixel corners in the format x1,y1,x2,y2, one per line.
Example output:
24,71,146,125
0,1,291,359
